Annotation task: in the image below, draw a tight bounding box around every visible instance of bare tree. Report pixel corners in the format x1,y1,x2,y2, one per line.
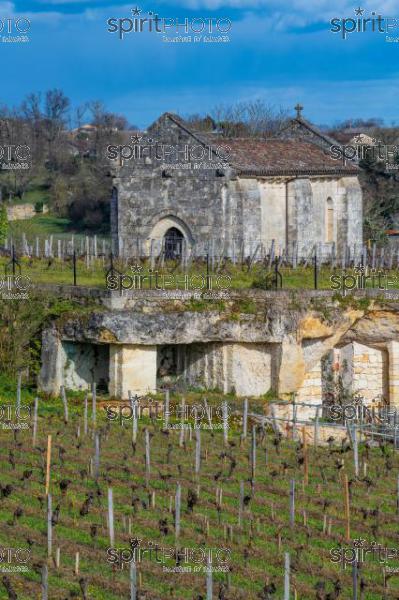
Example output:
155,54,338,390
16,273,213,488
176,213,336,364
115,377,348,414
211,101,289,138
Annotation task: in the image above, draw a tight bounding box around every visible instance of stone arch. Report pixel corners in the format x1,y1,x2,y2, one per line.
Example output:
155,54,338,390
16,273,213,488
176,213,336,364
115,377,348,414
148,215,194,255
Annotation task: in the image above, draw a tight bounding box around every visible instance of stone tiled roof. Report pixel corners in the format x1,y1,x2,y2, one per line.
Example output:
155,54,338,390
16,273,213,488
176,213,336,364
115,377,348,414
280,116,339,149
147,113,359,176
213,137,359,176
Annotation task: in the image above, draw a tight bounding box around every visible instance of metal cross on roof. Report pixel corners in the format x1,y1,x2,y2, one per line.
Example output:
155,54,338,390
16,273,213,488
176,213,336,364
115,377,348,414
295,103,304,119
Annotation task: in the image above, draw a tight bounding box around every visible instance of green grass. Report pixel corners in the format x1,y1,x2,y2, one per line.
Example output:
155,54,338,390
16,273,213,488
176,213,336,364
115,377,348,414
1,256,399,295
8,215,95,239
0,379,397,598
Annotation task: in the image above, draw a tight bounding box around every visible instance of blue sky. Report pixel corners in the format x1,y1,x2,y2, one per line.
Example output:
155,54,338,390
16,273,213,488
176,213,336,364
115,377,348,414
1,0,398,128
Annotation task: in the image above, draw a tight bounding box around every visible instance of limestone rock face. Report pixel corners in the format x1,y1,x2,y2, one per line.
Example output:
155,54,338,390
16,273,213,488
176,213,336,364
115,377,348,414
342,310,399,346
38,295,399,402
298,315,334,339
61,310,296,345
277,339,306,395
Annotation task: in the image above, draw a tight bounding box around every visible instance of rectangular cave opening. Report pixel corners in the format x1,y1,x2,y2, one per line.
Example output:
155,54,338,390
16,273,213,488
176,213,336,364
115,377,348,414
62,341,110,393
156,344,186,388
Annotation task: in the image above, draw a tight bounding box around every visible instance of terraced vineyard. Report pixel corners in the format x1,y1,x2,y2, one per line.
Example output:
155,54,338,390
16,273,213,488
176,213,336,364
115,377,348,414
0,386,398,599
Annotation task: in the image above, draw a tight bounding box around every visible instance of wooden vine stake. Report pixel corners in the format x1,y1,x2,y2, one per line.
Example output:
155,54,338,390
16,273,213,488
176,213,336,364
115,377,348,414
83,393,88,436
164,389,170,429
342,473,350,542
175,483,181,542
108,488,115,548
130,560,137,600
251,425,256,481
45,435,52,496
41,564,48,600
179,397,185,447
289,479,295,529
243,398,248,439
92,382,97,429
206,553,213,600
222,401,228,446
302,426,309,486
195,428,201,477
145,429,151,485
32,397,38,447
74,552,80,575
60,385,68,424
16,372,22,413
47,494,52,557
238,481,244,527
284,552,290,600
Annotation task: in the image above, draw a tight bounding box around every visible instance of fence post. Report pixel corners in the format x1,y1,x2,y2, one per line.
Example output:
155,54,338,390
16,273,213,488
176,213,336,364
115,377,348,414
47,494,52,557
289,479,295,529
352,559,358,600
206,553,213,600
353,425,359,477
238,481,244,527
251,425,256,481
222,400,228,446
164,390,170,429
94,433,100,480
243,398,248,439
16,372,22,413
73,250,77,286
32,397,38,447
92,383,96,429
108,488,115,548
145,429,150,484
45,435,52,496
41,564,48,600
61,385,68,424
175,483,181,541
195,428,201,477
130,560,137,600
284,552,290,600
313,252,318,290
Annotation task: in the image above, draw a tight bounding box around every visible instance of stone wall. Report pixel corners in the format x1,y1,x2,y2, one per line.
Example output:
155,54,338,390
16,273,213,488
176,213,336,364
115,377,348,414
6,204,36,221
296,359,323,419
6,203,48,221
336,342,388,402
182,342,275,396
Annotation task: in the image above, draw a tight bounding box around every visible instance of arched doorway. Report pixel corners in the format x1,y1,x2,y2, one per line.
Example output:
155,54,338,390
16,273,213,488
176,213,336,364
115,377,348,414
164,227,184,259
